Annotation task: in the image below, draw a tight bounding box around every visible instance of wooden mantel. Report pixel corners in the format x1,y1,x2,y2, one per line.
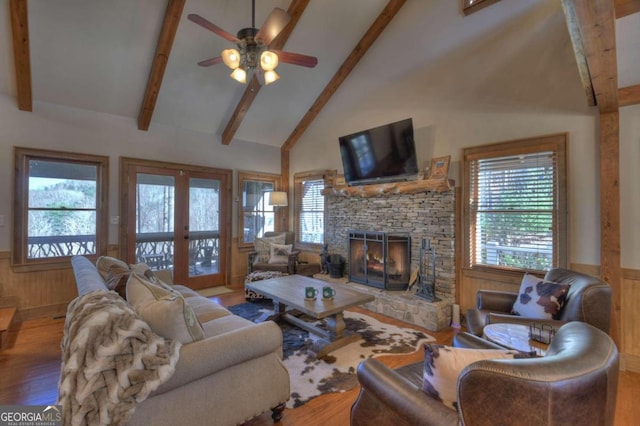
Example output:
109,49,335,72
322,178,454,197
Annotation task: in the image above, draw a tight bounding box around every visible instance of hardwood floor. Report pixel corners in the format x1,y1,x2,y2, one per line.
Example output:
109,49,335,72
1,290,638,425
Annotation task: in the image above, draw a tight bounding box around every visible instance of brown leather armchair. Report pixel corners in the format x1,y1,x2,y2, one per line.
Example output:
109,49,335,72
247,231,300,275
466,268,612,337
351,322,619,426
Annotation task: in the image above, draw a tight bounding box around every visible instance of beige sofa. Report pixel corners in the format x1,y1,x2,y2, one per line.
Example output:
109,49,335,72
65,255,290,426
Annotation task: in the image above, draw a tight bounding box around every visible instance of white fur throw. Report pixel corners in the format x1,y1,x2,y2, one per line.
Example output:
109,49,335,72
57,291,181,425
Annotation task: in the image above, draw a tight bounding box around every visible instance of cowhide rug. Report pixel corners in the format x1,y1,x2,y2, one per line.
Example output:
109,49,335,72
228,301,434,408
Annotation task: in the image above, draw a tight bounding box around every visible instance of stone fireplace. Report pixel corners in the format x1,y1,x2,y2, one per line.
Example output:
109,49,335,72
322,185,455,331
348,230,411,290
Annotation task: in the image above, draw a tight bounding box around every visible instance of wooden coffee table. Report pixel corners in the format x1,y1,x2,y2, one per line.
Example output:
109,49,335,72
245,274,375,358
483,323,549,356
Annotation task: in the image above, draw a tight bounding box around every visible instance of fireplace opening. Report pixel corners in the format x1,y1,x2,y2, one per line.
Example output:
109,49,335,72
348,230,410,290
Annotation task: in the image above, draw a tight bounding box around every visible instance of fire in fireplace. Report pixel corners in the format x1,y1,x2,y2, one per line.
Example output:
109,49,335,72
348,230,411,290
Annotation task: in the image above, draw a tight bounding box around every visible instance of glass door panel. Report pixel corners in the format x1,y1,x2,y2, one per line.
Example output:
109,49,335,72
134,173,175,271
188,177,221,281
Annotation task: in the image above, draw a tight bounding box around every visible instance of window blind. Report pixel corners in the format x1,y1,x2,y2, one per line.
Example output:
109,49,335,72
469,151,557,271
295,178,325,244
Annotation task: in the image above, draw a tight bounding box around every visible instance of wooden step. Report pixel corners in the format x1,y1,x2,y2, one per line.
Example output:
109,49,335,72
0,307,17,349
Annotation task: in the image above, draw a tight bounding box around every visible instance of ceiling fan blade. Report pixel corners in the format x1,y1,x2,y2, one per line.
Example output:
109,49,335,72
255,8,290,45
197,57,223,67
272,50,318,68
187,14,239,43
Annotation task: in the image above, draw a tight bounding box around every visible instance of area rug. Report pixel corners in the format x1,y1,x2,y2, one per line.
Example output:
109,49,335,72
228,301,434,408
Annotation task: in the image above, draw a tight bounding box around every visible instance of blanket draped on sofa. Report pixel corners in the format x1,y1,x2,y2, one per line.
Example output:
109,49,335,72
57,291,181,426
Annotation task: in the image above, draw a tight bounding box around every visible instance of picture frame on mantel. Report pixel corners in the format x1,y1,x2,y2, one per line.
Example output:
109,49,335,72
428,156,451,180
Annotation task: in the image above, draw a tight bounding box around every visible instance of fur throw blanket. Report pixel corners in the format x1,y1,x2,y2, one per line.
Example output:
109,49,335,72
57,291,181,426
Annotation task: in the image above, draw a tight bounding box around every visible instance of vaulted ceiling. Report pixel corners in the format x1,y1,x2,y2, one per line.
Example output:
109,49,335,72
3,0,639,150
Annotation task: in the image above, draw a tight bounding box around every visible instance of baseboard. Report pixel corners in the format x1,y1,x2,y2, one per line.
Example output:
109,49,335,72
621,353,640,373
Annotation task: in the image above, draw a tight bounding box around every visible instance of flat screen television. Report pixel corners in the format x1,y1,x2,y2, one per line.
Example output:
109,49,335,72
338,118,418,186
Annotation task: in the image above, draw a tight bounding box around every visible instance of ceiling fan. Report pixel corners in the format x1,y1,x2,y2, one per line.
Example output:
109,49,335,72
188,0,318,86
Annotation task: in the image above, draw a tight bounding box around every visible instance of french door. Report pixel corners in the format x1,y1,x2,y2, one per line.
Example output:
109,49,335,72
120,159,231,290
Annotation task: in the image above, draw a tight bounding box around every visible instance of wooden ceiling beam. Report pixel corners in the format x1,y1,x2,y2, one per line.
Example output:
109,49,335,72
282,0,407,152
221,0,310,145
615,0,640,18
619,84,640,106
562,0,596,107
10,0,32,112
138,0,186,131
563,0,619,113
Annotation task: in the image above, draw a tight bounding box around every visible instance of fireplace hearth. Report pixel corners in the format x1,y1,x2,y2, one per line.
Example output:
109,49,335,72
348,230,410,290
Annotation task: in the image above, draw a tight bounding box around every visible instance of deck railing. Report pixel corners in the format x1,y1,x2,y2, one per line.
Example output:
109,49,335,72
135,231,220,270
27,231,220,271
28,235,96,258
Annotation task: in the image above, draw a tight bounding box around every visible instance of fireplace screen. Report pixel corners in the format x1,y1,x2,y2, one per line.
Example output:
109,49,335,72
348,230,410,290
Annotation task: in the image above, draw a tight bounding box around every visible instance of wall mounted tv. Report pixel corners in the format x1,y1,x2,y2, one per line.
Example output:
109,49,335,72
338,118,418,186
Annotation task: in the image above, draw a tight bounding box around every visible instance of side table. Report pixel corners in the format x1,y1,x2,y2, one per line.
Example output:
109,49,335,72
483,323,549,356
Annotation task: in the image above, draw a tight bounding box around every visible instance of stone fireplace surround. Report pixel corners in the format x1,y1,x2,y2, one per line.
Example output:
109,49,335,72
321,188,455,331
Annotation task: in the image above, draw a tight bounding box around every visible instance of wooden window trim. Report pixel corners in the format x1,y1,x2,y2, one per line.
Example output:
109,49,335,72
462,133,568,277
12,147,109,272
237,171,282,250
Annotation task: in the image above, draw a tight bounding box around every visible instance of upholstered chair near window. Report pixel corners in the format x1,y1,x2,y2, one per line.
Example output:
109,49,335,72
465,268,612,337
247,231,300,275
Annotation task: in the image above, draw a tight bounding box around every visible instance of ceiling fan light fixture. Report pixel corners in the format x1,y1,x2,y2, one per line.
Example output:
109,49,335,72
222,48,241,69
230,67,247,84
264,70,280,85
260,50,279,71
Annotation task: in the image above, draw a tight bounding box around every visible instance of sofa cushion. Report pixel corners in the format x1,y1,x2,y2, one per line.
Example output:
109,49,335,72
422,344,533,410
512,273,570,319
253,234,286,265
185,296,232,324
268,243,292,264
96,256,130,280
127,273,205,344
201,314,256,338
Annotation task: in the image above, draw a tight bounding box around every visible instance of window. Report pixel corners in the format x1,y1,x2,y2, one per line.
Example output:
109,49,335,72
463,134,567,273
294,170,335,250
13,147,109,271
237,172,281,249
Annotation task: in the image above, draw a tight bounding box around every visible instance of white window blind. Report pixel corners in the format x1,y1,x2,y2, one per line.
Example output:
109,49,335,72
469,151,558,271
296,178,325,245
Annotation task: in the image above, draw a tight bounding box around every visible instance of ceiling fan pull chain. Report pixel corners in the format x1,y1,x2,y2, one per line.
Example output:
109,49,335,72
252,0,255,29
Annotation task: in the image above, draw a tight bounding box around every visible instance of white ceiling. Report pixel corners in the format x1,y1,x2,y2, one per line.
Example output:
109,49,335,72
0,0,638,147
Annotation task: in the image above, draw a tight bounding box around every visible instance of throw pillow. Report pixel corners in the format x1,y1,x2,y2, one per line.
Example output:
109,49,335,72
126,272,205,344
253,234,286,265
268,243,293,264
129,262,151,275
422,344,534,410
512,273,570,319
105,264,131,299
96,256,130,280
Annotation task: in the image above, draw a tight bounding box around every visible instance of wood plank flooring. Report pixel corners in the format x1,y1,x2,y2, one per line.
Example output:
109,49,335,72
0,290,638,425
